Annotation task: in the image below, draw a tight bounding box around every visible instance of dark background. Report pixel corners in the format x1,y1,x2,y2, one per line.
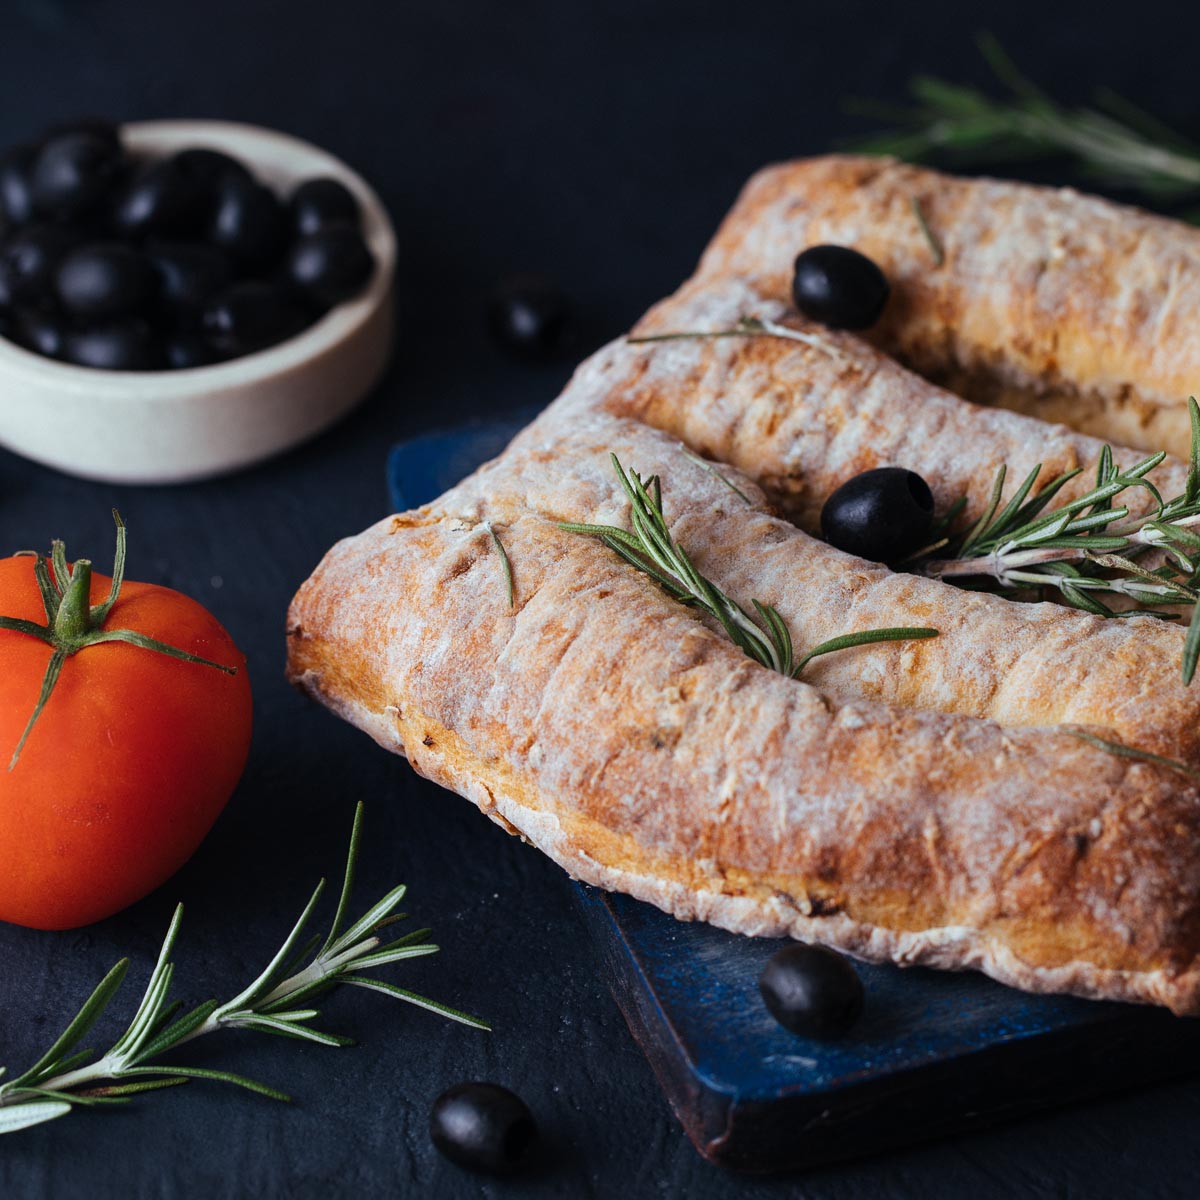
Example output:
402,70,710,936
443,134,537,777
2,1,1200,1196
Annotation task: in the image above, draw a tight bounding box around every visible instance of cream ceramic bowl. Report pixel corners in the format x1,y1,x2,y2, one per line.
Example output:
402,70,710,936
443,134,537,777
0,120,396,484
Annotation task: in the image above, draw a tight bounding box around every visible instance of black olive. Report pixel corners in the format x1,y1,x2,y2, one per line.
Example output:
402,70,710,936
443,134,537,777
759,943,864,1039
430,1082,536,1175
820,467,934,564
203,281,309,355
170,147,253,193
209,177,286,271
792,245,890,330
14,308,68,359
0,145,37,227
149,241,234,316
289,177,360,237
40,118,122,154
64,319,160,370
114,159,208,240
286,225,374,307
164,331,222,370
487,275,570,359
3,224,84,304
31,131,125,222
56,243,158,319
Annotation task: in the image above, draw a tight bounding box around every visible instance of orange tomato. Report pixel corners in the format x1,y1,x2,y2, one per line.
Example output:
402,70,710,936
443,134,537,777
0,552,252,930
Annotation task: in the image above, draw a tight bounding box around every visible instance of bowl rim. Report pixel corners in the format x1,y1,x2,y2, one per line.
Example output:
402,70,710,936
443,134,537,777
0,117,397,399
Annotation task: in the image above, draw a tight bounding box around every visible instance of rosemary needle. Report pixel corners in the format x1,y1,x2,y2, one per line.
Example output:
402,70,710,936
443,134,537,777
1065,729,1200,783
681,450,754,506
910,196,944,265
485,521,515,609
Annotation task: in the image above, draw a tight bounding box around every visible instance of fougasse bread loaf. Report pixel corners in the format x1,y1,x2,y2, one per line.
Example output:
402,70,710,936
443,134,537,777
696,155,1200,458
288,397,1200,1014
288,160,1200,1014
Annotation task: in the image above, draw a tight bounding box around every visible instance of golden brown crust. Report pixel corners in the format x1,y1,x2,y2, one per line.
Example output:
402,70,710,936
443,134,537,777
286,159,1200,1014
697,155,1200,457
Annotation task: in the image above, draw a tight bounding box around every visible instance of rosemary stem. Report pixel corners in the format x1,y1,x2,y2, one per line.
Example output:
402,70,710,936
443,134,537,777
29,1056,122,1097
924,547,1090,579
258,937,380,1007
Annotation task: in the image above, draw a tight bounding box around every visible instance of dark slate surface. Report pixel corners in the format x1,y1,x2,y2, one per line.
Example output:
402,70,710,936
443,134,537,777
2,1,1200,1196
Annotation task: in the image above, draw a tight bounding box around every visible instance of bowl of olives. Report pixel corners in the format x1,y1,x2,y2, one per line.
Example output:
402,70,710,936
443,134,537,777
0,118,395,483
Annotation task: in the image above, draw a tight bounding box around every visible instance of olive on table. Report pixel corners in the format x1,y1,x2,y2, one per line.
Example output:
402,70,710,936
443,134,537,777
289,177,360,236
64,320,160,370
792,244,890,330
287,225,374,307
488,275,570,358
30,130,125,222
430,1082,537,1175
203,281,309,355
759,943,865,1039
56,244,159,320
820,467,934,565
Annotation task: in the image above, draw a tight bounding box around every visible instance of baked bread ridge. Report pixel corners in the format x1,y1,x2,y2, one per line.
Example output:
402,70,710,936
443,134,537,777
610,274,1191,533
462,402,1200,763
286,489,1200,1014
694,155,1200,457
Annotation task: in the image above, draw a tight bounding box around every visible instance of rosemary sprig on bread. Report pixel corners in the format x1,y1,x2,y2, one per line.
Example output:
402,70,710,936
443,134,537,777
920,398,1200,683
561,455,938,678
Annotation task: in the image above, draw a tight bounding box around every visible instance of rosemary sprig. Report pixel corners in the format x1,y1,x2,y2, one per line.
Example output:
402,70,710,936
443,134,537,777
920,399,1200,682
851,32,1200,210
628,315,844,359
0,803,487,1136
561,455,936,678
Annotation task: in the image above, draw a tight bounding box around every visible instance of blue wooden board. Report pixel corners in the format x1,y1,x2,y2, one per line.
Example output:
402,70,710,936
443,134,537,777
388,415,1200,1173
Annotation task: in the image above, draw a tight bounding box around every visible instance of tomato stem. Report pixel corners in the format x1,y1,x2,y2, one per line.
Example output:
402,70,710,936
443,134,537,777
53,559,94,643
1,512,238,772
